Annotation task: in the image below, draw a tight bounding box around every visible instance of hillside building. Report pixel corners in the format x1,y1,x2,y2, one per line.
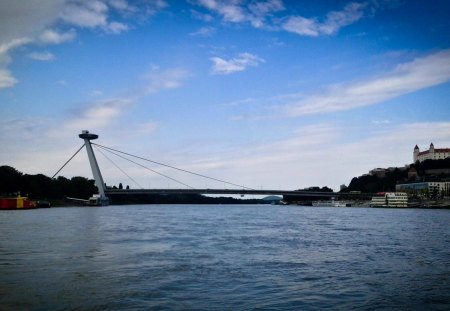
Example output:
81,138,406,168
396,182,450,198
414,143,450,163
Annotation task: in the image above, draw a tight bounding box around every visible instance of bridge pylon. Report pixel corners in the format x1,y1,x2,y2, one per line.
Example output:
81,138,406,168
79,130,109,206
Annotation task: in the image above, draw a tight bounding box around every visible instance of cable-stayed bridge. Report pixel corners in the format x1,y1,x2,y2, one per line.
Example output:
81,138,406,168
55,131,370,205
105,188,339,197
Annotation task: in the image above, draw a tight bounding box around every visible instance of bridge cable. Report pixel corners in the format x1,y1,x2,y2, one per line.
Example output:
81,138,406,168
51,144,85,179
92,143,255,190
94,145,144,189
94,144,194,189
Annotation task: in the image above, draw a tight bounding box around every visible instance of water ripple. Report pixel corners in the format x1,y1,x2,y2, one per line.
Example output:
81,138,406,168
1,205,450,310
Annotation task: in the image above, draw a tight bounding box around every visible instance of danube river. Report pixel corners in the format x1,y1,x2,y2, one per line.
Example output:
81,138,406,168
1,205,449,310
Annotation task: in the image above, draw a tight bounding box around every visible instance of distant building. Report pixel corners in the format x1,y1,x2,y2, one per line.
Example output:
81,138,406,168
370,168,386,178
414,143,450,163
407,167,418,180
396,182,450,198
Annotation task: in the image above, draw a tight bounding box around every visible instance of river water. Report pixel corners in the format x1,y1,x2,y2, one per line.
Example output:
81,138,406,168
1,204,449,310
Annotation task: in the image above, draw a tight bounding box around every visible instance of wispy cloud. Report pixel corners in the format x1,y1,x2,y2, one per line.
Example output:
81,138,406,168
0,37,33,55
197,0,247,23
189,26,216,37
39,29,76,44
142,67,190,94
0,69,17,88
196,1,368,35
210,52,265,75
281,49,450,116
0,0,167,88
106,21,129,34
0,37,33,88
166,121,450,190
282,2,367,36
196,0,284,28
59,0,167,34
50,65,187,136
248,0,285,28
28,51,55,61
60,0,129,34
46,98,134,139
191,9,214,22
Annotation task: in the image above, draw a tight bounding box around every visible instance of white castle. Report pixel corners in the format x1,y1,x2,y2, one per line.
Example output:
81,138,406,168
414,143,450,163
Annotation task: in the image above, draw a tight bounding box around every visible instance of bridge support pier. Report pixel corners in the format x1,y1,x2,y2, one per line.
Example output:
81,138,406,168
79,130,109,206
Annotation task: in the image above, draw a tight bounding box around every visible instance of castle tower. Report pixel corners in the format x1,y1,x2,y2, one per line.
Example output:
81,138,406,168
430,142,435,153
413,145,419,163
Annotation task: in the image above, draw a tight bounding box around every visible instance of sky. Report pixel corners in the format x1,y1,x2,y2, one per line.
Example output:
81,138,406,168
1,0,450,192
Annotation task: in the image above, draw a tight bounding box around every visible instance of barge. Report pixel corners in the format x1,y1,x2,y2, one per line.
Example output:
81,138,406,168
0,195,37,210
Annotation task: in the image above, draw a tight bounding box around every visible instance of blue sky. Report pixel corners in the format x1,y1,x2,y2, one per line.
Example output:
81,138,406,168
1,0,450,191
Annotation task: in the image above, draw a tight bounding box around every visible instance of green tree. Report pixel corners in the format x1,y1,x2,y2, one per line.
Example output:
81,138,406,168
0,165,23,194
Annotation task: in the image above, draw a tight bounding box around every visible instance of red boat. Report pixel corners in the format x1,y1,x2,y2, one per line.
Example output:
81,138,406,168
0,195,37,210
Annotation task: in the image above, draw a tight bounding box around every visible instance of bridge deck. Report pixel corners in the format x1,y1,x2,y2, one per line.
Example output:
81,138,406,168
105,188,371,198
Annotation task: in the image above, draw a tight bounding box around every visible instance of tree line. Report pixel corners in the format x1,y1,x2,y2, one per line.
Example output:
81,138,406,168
0,165,97,200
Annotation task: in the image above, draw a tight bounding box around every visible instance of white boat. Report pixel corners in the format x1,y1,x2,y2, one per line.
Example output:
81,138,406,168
312,198,348,207
370,192,408,207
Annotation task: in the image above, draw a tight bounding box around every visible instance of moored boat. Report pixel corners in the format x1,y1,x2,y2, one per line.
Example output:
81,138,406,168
312,198,348,207
0,195,37,210
370,192,408,207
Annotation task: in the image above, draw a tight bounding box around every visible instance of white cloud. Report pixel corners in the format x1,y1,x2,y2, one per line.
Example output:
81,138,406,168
60,0,130,34
28,51,55,61
0,37,33,88
60,0,109,28
191,10,214,22
196,0,284,28
189,26,216,37
0,37,33,55
210,52,265,75
66,98,133,132
0,1,62,87
59,0,164,33
282,16,320,37
36,98,134,152
196,1,366,34
39,29,76,44
107,0,135,12
248,0,284,16
106,21,129,34
282,2,367,36
163,121,450,191
248,0,284,28
0,0,168,88
281,49,450,116
0,68,17,88
197,0,246,23
142,67,189,94
321,2,367,35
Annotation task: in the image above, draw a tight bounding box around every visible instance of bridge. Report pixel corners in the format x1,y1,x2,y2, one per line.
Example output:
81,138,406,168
105,188,340,197
56,131,371,205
